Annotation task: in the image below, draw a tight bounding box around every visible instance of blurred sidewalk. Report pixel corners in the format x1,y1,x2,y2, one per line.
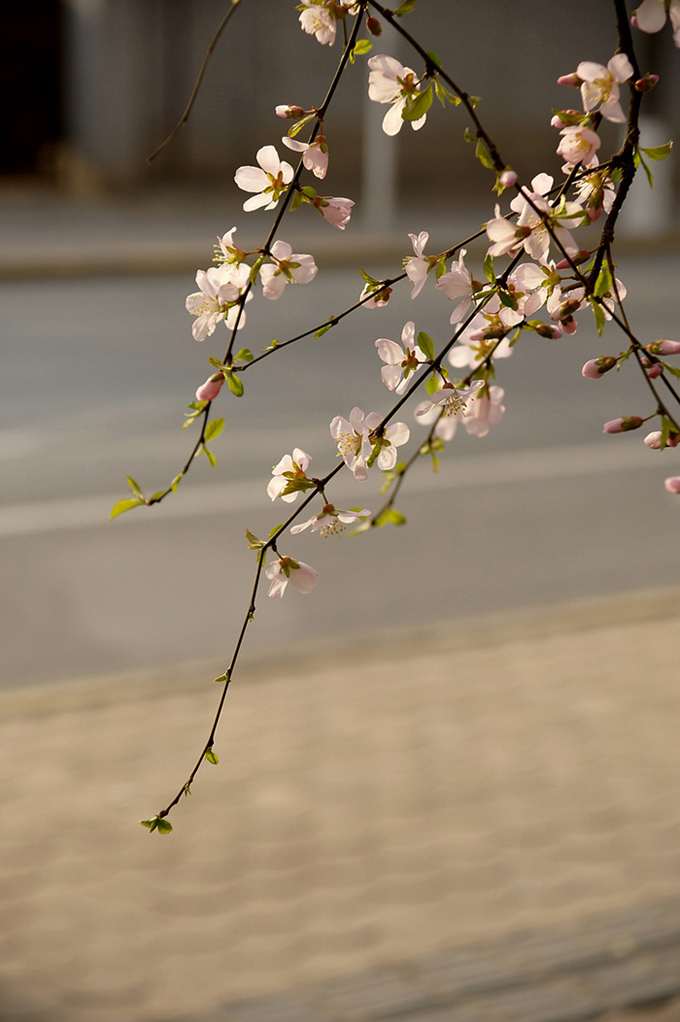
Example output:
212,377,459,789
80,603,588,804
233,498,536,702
2,585,680,1022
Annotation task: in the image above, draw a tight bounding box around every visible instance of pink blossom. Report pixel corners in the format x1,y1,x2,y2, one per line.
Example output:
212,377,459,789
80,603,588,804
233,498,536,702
314,195,354,230
375,321,428,394
633,0,680,47
290,503,370,538
299,1,336,45
447,313,515,371
405,231,431,299
330,407,409,480
664,476,680,493
435,248,477,324
267,448,313,502
603,416,643,433
259,240,317,300
185,266,240,342
265,556,318,599
461,385,506,437
577,54,634,123
234,145,294,212
557,125,602,167
489,176,583,262
282,134,329,179
415,380,485,423
195,373,225,402
367,54,427,136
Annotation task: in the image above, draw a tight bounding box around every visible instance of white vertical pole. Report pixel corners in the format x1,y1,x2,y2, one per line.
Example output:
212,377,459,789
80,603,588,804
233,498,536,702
361,21,400,234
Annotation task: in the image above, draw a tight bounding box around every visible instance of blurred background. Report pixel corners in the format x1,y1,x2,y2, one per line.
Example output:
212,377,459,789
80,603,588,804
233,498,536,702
2,2,680,1021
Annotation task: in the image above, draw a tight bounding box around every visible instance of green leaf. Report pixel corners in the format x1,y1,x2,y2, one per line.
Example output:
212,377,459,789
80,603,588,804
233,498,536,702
393,0,417,14
110,497,144,520
225,371,244,397
463,126,475,143
245,528,263,549
375,507,407,527
425,50,441,69
403,84,433,122
661,416,674,448
350,38,372,62
360,267,381,287
661,361,680,379
435,254,447,280
290,189,303,212
301,185,317,199
213,672,230,684
201,444,217,467
140,816,172,835
235,347,253,362
249,256,264,284
126,477,144,499
593,264,613,297
592,301,606,337
475,137,494,169
287,113,314,138
315,315,335,339
433,79,460,107
417,331,435,361
204,418,225,443
637,150,654,187
171,474,182,493
483,252,495,284
640,141,673,161
150,491,166,502
205,749,219,765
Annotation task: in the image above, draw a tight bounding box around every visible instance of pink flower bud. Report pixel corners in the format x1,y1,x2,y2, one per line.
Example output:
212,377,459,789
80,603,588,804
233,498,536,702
499,169,517,188
366,15,382,35
647,363,664,379
644,430,680,450
195,372,225,403
582,356,616,379
647,339,680,356
664,477,680,494
631,14,639,28
275,104,305,119
533,323,562,339
555,250,590,270
556,73,580,87
635,74,659,92
603,416,643,434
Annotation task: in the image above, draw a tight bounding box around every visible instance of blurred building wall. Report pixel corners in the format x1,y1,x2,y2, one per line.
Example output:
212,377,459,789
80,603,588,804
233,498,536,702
44,1,680,203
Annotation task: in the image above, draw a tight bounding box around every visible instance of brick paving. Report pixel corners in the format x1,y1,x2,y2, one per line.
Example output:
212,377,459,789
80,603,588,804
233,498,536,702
1,586,680,1022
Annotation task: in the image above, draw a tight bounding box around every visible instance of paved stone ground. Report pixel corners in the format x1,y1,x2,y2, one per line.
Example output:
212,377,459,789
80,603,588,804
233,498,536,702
1,586,680,1022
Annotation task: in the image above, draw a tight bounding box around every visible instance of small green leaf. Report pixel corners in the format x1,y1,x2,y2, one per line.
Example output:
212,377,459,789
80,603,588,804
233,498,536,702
661,361,680,379
593,264,613,297
360,267,381,287
463,126,475,143
235,347,253,362
287,113,314,138
374,507,407,528
394,0,417,14
435,254,447,280
425,50,441,69
140,816,172,835
110,498,144,520
225,371,244,397
301,185,317,199
592,301,606,337
171,474,182,493
201,444,217,467
475,137,494,169
213,672,230,684
433,79,460,107
637,150,654,187
417,331,435,361
315,315,335,339
245,529,264,549
126,477,144,499
204,418,225,443
483,252,495,284
205,749,219,765
290,189,303,212
403,83,433,122
249,256,264,284
640,141,673,161
350,38,372,62
150,491,166,501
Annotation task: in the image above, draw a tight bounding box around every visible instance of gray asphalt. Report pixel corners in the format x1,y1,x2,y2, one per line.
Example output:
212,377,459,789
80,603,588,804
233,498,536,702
2,252,680,688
